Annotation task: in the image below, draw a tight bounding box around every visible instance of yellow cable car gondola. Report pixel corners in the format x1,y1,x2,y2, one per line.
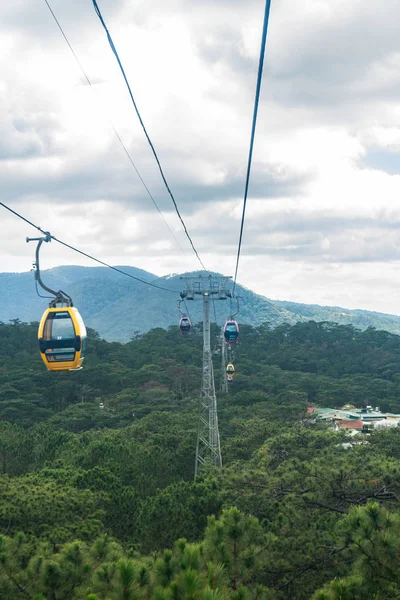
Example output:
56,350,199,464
226,363,235,382
38,307,86,371
27,234,87,372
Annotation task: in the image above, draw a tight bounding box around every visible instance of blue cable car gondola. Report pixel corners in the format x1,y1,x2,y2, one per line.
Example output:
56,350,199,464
224,319,239,344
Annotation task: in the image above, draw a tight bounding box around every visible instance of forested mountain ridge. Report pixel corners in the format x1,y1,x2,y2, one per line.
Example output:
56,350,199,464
0,266,298,341
276,298,400,335
2,319,400,598
2,265,400,340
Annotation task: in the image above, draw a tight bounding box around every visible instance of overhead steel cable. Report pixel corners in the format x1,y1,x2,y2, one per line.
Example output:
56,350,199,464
212,297,219,327
232,0,272,298
91,0,207,271
43,0,186,257
182,298,192,324
0,201,177,294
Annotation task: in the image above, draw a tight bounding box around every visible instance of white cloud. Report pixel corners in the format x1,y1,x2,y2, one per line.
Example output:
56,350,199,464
1,0,400,315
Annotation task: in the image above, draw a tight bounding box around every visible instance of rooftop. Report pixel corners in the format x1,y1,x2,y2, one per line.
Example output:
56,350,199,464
336,419,363,430
317,409,360,420
315,407,400,421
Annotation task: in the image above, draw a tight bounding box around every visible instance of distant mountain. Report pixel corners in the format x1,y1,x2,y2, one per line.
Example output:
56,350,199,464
274,300,400,336
1,265,400,341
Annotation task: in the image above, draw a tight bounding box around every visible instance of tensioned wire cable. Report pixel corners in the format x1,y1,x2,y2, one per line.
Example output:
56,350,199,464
232,0,272,298
211,296,219,327
43,0,186,257
182,298,192,324
91,0,207,271
0,201,177,294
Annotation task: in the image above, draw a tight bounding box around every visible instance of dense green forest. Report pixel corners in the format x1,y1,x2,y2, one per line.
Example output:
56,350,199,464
2,319,400,599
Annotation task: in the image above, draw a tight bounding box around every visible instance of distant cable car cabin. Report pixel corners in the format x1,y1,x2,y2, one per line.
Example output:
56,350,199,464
224,319,239,344
226,363,235,375
27,233,87,372
179,315,192,335
226,363,235,382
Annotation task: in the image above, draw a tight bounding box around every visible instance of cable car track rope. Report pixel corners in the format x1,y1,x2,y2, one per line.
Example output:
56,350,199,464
92,0,207,271
182,299,192,324
0,202,177,294
232,0,272,298
43,0,186,257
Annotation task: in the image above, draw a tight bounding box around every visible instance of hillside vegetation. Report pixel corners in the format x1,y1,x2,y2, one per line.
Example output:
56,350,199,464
1,319,400,598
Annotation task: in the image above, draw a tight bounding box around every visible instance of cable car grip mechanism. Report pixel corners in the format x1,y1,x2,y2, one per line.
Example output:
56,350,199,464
26,234,73,308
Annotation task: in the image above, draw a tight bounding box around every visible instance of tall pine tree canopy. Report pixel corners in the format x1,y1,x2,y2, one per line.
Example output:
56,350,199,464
1,319,400,599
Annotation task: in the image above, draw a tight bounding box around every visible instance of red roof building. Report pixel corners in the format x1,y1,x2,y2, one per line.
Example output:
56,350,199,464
336,419,363,430
307,407,316,414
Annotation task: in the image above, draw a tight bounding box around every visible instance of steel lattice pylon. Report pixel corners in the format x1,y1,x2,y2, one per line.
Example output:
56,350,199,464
180,275,231,478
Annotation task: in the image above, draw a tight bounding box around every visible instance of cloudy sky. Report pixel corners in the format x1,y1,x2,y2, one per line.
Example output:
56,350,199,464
1,0,400,314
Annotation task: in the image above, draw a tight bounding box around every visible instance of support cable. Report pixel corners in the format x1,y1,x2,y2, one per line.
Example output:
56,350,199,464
43,0,186,256
210,297,218,353
182,298,192,324
0,201,176,294
232,0,272,297
91,0,207,270
212,296,218,326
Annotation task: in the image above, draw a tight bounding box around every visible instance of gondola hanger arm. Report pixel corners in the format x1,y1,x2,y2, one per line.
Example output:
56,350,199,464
178,300,188,316
230,295,241,319
26,234,73,306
